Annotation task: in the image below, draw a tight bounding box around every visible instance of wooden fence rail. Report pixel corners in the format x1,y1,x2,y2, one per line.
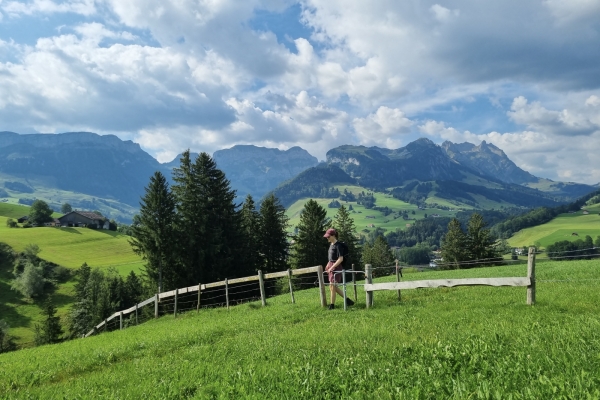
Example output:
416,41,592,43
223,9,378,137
364,247,537,307
84,265,324,338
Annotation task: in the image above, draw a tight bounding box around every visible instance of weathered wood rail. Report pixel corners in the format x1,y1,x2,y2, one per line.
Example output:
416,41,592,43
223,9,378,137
364,247,537,308
84,265,325,338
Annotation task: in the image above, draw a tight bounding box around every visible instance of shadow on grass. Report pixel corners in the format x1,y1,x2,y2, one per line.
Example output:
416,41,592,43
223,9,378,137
0,280,34,329
57,227,82,235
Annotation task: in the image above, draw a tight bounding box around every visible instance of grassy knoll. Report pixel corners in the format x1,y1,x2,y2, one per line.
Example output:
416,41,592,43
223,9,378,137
0,216,142,275
286,185,456,235
508,205,600,248
1,260,599,398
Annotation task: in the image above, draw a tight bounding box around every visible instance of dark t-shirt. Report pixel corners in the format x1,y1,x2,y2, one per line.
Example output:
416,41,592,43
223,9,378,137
328,241,346,267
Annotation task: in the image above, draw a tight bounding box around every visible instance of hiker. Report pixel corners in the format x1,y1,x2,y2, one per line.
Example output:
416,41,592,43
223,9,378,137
324,228,354,310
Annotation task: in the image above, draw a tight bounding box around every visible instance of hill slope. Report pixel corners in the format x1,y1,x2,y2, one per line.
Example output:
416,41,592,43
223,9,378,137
1,261,599,398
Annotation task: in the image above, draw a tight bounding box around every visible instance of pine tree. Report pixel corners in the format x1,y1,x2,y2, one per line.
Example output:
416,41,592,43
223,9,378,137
34,298,63,345
240,195,263,274
466,213,498,263
292,199,330,269
259,193,290,272
130,171,178,292
361,235,394,276
332,205,360,270
191,152,242,281
441,218,468,269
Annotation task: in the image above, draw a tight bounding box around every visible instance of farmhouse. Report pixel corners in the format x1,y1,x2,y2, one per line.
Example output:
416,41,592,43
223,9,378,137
583,210,589,215
43,219,61,227
58,211,109,229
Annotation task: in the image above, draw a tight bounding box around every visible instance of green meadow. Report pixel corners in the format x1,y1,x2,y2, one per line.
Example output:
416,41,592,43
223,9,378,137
0,203,143,347
1,260,599,398
286,185,456,234
508,203,600,248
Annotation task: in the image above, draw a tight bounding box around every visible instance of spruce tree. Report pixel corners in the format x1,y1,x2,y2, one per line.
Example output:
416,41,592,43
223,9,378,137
441,218,468,269
361,235,394,276
466,213,498,264
292,199,330,269
130,171,178,292
332,205,360,269
259,193,290,272
240,195,263,274
34,298,63,345
191,152,241,281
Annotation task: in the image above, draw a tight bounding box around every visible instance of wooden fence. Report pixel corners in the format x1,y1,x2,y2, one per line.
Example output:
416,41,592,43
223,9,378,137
84,265,330,338
364,247,537,308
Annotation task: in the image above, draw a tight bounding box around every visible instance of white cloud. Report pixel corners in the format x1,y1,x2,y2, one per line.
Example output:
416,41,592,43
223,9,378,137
354,106,413,147
430,4,460,22
508,96,600,136
2,0,96,16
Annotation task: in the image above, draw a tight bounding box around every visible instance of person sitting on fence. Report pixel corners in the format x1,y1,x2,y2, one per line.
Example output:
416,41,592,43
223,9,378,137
324,228,354,310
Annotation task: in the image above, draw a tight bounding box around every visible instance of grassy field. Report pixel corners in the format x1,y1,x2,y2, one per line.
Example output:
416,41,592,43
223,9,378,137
0,203,143,347
508,203,600,248
1,260,599,398
286,185,456,235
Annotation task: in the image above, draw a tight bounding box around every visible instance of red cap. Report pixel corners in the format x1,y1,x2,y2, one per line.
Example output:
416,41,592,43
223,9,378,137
323,228,337,238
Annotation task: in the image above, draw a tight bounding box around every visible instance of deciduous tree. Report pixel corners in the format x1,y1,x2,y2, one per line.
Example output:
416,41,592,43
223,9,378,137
28,200,53,225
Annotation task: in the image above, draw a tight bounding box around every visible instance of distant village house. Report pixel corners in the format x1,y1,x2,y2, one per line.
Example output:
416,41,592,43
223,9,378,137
58,211,110,229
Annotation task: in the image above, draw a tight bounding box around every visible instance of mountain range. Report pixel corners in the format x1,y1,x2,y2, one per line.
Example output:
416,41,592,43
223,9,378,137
0,131,595,221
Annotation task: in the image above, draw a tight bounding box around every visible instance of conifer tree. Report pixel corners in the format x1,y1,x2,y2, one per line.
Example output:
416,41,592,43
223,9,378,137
191,152,242,281
441,218,468,269
361,235,394,276
259,193,290,272
332,205,360,269
292,199,329,269
240,195,263,274
130,171,178,292
466,213,498,263
34,298,63,345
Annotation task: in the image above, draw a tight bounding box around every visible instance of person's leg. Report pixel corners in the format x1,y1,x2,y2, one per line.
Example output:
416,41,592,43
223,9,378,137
330,282,337,305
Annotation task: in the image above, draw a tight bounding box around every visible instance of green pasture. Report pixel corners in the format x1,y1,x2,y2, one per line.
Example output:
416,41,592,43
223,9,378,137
0,216,142,273
286,185,456,235
1,260,599,398
508,209,600,248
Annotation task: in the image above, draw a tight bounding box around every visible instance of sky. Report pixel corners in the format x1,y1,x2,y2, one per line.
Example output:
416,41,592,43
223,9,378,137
0,0,599,184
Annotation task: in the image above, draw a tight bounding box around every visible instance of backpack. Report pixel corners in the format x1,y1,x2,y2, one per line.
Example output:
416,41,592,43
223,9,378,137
337,241,353,282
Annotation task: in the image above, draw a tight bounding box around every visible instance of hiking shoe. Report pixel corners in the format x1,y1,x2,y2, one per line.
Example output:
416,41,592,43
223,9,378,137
328,304,335,310
345,297,355,306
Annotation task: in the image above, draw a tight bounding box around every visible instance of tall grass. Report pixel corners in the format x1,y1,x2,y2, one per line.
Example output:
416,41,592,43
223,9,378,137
1,260,599,398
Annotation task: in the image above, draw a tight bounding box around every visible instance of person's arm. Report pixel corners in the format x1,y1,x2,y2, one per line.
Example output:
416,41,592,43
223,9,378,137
328,256,343,271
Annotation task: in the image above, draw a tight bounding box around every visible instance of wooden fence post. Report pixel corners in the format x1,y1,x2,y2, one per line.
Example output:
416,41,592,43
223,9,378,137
365,264,373,309
396,260,401,301
135,303,138,325
119,311,123,330
352,264,358,302
104,318,108,332
258,270,266,307
288,269,295,304
317,265,326,308
154,293,159,319
527,247,536,305
225,279,230,310
197,283,201,313
174,288,178,317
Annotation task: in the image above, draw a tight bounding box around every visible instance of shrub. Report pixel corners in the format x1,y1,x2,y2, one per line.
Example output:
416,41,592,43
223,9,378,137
11,261,46,298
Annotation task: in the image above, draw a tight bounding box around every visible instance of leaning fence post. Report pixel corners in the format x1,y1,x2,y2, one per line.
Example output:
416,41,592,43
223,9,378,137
352,264,358,302
154,293,159,319
287,269,295,304
365,264,373,308
258,270,266,307
104,318,108,332
135,303,138,325
396,260,401,301
225,279,230,310
119,311,123,330
174,288,178,317
197,283,202,313
317,265,327,308
527,247,536,305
